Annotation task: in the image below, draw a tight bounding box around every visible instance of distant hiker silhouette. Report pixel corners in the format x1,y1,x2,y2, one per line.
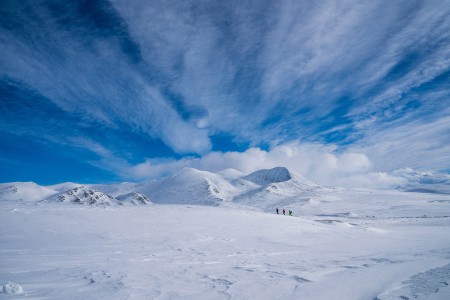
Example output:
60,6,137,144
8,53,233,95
289,210,292,216
276,208,279,214
283,209,285,215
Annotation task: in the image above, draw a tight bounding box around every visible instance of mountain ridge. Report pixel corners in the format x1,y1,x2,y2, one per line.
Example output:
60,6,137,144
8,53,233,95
2,167,449,208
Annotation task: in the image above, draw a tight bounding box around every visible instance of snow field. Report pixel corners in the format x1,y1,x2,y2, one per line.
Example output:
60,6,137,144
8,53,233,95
1,197,450,299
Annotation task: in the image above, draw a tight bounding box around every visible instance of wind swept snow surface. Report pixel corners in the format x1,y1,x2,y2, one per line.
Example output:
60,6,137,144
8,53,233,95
1,188,450,299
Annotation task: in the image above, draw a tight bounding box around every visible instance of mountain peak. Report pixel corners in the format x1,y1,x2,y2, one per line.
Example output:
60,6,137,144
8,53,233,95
244,167,292,186
0,182,56,201
50,186,115,205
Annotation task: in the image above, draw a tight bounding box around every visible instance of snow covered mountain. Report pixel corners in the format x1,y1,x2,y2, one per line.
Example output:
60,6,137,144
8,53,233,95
0,182,57,202
4,166,449,210
243,166,293,185
47,186,117,206
0,167,329,209
41,186,152,206
234,167,323,209
141,167,238,206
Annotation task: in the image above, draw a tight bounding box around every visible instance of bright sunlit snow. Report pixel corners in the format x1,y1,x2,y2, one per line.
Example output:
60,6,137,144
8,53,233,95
1,168,450,299
1,1,450,298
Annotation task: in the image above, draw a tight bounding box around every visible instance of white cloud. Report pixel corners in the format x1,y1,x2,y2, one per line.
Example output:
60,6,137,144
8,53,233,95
2,0,450,179
351,115,450,172
119,141,403,189
334,172,407,189
0,2,212,155
71,135,442,189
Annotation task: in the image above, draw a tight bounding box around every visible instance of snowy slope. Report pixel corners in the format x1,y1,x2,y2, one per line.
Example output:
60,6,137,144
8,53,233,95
0,167,326,210
46,186,117,206
1,167,450,298
0,182,57,202
116,192,152,205
243,166,293,185
3,167,449,211
141,167,239,205
234,167,324,210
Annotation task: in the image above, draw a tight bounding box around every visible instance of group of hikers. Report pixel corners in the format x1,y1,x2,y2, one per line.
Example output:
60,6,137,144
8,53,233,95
276,208,292,216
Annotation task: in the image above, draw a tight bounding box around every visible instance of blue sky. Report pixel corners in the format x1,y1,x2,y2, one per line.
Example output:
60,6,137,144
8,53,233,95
1,0,450,186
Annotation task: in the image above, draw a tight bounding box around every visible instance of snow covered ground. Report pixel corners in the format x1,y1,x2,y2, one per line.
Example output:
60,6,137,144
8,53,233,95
1,187,450,299
1,168,450,299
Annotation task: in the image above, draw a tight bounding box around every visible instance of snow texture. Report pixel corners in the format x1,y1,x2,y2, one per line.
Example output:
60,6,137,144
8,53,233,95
2,282,24,295
1,167,450,299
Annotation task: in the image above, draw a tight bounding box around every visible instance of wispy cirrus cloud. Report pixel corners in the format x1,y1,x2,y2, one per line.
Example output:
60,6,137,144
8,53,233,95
351,115,450,172
1,0,450,185
110,0,450,145
1,0,212,154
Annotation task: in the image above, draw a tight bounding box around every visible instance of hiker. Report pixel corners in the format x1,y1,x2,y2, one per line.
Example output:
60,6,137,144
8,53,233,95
283,209,285,215
289,210,292,216
276,208,279,214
